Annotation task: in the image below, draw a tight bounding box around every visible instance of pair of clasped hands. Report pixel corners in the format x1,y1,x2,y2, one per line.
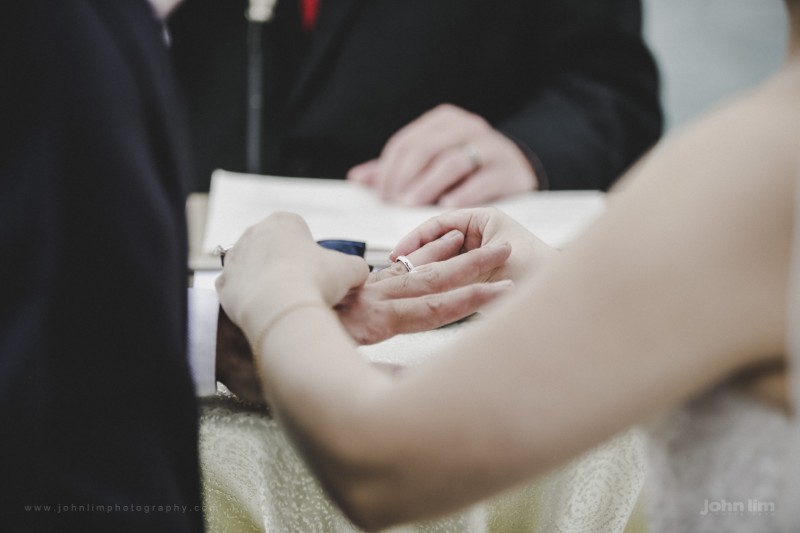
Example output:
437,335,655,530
215,208,554,403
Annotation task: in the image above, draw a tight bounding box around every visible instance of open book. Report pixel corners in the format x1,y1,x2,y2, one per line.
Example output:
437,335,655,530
201,169,606,265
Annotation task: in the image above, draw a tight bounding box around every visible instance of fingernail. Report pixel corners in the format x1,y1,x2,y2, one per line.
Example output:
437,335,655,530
442,229,462,240
494,280,514,289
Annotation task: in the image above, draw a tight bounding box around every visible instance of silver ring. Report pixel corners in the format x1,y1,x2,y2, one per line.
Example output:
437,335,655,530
461,143,483,172
395,255,414,272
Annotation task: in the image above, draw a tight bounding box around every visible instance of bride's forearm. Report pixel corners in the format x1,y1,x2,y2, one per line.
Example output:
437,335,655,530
244,66,800,531
253,303,406,527
208,11,800,531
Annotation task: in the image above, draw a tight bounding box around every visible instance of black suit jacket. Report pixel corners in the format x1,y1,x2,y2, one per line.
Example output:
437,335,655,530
1,1,202,530
169,0,662,192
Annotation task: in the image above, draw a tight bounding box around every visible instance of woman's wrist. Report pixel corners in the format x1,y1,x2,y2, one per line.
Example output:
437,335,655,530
250,300,329,359
239,285,325,345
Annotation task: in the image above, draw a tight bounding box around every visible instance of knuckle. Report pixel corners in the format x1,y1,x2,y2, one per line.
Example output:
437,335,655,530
390,133,411,154
383,135,401,155
345,306,389,345
390,262,408,277
434,103,456,115
463,110,479,123
352,328,372,345
271,211,301,224
424,296,446,319
419,268,442,289
387,304,407,333
470,120,490,137
398,272,415,292
442,152,470,175
475,284,495,300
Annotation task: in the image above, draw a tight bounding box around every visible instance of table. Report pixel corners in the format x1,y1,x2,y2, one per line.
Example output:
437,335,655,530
197,323,646,533
187,192,648,533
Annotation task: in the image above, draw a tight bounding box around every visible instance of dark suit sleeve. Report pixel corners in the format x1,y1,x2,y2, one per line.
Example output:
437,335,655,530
1,1,202,529
497,0,662,191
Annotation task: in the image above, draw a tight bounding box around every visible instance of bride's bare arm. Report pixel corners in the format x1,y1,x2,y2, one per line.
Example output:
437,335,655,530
216,69,800,531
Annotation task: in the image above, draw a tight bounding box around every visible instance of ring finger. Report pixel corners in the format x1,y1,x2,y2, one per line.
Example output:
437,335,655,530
379,242,512,299
372,229,466,281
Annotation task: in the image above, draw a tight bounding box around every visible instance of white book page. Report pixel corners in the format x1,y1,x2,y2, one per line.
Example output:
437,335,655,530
202,169,606,254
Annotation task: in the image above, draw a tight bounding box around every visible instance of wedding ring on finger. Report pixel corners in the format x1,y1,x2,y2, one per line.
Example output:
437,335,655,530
395,255,415,273
461,143,483,172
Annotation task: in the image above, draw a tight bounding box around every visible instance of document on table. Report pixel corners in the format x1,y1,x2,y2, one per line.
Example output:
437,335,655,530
201,169,606,257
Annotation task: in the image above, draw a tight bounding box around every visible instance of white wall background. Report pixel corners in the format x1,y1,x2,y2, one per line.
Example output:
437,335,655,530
642,0,788,130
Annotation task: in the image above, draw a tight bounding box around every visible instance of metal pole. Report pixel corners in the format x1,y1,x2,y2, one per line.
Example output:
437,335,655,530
246,18,264,174
245,0,275,174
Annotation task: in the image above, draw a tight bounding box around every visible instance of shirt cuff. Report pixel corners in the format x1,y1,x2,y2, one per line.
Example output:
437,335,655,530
187,288,219,396
500,130,550,191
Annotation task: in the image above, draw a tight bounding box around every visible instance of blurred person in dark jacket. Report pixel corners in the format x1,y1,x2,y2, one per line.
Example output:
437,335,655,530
169,0,662,205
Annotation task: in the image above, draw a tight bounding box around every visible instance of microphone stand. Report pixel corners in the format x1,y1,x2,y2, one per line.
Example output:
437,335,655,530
245,0,276,174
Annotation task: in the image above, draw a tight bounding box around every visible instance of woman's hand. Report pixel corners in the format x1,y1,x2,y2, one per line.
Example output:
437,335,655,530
215,212,370,341
213,214,514,402
391,207,557,283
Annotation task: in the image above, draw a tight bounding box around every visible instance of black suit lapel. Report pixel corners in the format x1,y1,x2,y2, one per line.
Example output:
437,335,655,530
286,0,364,113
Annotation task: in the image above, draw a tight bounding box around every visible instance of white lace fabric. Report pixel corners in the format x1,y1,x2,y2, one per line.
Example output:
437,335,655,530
198,320,646,532
643,385,793,532
643,167,800,533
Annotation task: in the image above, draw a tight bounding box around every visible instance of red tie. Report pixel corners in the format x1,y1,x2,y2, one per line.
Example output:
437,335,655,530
300,0,320,31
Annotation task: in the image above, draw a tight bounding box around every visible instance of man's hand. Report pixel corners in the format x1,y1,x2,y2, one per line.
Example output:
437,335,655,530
216,306,266,405
215,224,516,400
347,104,538,207
336,233,513,345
